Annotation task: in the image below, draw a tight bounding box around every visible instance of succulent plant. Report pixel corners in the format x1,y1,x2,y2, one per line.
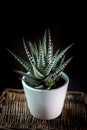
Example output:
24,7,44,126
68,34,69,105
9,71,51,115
7,29,73,89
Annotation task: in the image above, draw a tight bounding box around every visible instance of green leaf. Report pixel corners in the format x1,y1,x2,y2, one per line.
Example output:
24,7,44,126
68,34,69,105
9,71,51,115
44,49,60,76
53,57,73,80
23,38,36,66
52,54,65,72
46,80,55,88
32,64,45,79
14,70,41,86
53,43,74,67
28,41,39,66
34,43,39,65
38,42,45,69
7,49,32,71
47,28,53,64
42,29,47,58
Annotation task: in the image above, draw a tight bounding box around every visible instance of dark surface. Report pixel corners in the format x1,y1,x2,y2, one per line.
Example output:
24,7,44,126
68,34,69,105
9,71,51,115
0,4,87,95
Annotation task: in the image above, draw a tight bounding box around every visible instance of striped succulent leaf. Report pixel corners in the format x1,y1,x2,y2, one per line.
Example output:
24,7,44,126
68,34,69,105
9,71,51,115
45,43,73,76
52,57,73,81
27,41,39,66
7,28,73,89
34,43,39,65
14,70,41,86
7,49,32,71
47,28,53,64
28,41,35,55
42,28,47,58
32,64,45,79
44,49,60,76
24,76,41,86
38,42,45,70
52,54,65,72
23,38,36,66
53,43,74,67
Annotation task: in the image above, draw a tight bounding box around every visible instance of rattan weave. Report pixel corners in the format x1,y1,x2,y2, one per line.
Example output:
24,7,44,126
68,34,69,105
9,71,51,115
0,89,87,130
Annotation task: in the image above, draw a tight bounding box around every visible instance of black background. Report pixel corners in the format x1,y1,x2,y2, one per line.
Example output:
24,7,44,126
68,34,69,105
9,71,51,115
0,3,87,95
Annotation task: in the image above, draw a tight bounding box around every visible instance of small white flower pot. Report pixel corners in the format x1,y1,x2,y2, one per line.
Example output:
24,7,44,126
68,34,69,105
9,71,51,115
22,72,69,120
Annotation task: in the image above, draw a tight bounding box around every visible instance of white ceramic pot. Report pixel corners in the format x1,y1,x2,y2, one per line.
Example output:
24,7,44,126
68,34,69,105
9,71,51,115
22,72,69,120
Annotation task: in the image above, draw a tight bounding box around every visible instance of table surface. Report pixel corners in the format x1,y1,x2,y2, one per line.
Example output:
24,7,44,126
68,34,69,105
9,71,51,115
0,88,87,130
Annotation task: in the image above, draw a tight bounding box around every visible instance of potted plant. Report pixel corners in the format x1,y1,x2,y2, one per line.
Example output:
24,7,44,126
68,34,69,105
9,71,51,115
7,28,73,120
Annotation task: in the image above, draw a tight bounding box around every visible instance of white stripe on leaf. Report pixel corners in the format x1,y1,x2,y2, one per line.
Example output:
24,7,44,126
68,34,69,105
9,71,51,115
44,49,60,76
38,42,45,69
47,28,53,64
52,57,73,80
7,49,32,71
23,39,36,66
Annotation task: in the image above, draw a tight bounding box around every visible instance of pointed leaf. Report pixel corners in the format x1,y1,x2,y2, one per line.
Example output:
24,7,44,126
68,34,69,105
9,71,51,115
28,41,39,66
38,42,45,70
23,39,36,65
32,64,45,79
47,28,53,64
53,43,74,66
7,49,32,71
15,70,41,86
34,43,39,64
42,29,47,58
28,41,36,55
44,49,60,75
53,57,73,80
52,54,65,72
23,41,45,79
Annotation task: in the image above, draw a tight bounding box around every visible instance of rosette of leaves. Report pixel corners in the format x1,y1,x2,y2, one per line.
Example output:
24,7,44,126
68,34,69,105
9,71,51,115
7,29,73,89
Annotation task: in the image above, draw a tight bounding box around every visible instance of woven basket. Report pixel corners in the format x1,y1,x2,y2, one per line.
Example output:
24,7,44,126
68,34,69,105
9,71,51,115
0,89,87,130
